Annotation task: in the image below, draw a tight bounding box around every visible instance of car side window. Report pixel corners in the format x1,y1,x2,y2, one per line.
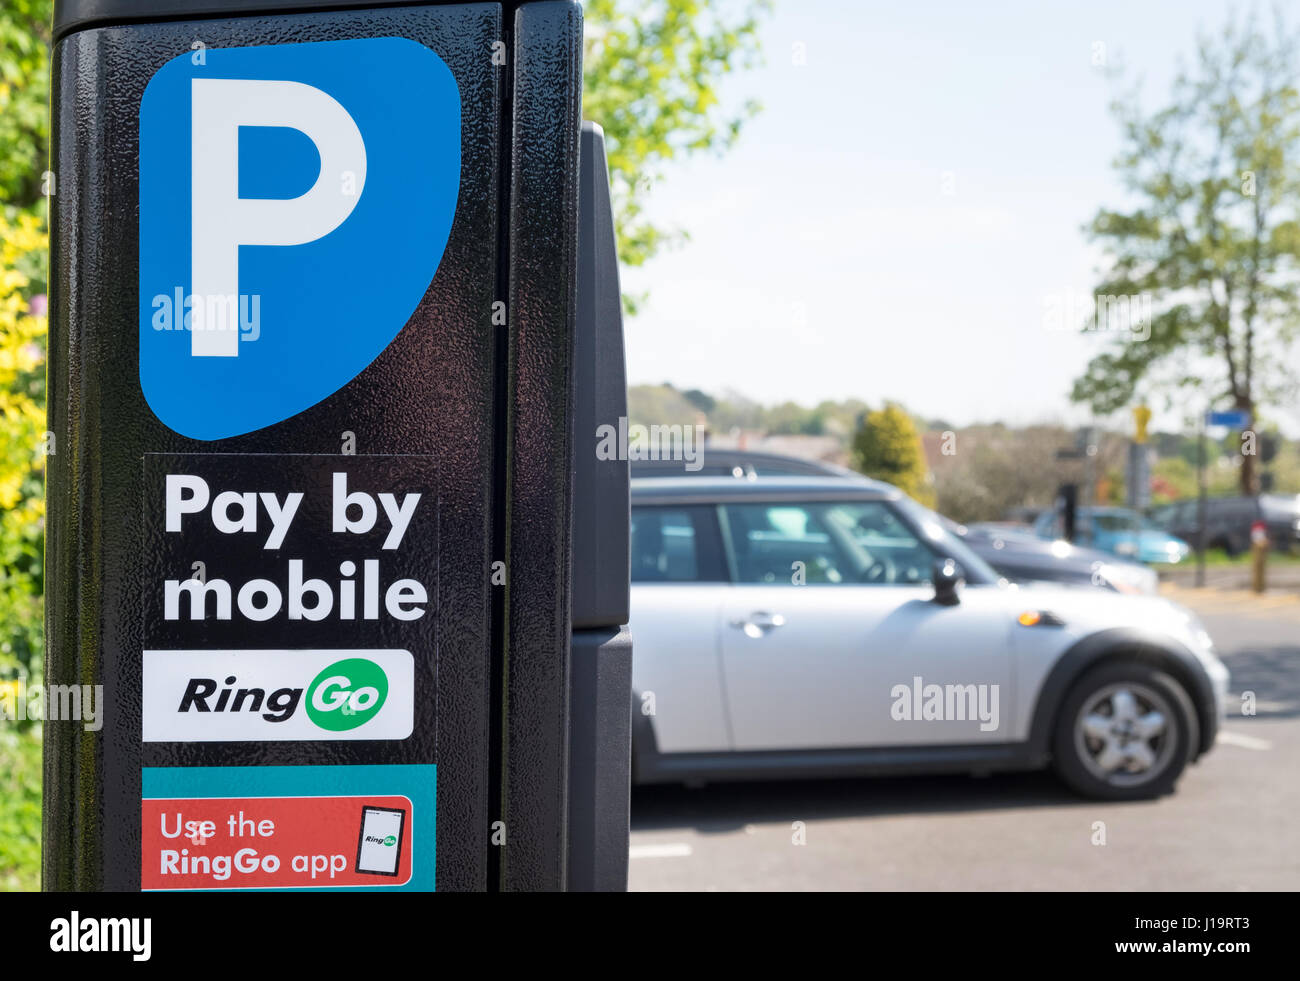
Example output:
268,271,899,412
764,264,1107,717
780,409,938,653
722,502,844,584
630,506,727,582
721,501,934,585
832,502,938,584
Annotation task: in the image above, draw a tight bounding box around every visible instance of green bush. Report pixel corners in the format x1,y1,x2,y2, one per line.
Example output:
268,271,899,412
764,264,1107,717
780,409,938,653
0,727,41,891
0,212,47,685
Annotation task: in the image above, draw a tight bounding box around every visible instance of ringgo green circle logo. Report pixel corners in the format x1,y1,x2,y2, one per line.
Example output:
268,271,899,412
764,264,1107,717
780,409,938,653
306,658,388,731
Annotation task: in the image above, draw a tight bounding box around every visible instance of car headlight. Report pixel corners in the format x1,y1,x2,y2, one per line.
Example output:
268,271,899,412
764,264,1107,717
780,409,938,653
1099,563,1158,595
1177,607,1216,654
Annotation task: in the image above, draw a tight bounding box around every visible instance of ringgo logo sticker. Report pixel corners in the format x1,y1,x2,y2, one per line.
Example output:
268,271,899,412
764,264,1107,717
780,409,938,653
143,649,414,742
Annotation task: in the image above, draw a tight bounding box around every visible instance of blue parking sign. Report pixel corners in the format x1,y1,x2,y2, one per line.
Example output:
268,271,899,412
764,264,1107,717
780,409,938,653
139,37,461,440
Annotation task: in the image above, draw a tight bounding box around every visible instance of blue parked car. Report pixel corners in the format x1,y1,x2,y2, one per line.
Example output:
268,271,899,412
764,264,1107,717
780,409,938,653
1034,506,1191,564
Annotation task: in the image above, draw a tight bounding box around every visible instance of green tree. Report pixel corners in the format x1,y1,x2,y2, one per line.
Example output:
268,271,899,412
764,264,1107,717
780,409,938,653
851,404,934,506
582,0,767,302
1150,456,1198,503
765,400,819,435
1264,435,1300,492
681,388,716,414
1073,13,1300,494
0,0,52,212
627,383,701,428
932,424,1075,523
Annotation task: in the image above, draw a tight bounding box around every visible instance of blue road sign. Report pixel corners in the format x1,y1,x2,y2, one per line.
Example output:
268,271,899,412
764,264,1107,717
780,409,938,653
1206,409,1251,428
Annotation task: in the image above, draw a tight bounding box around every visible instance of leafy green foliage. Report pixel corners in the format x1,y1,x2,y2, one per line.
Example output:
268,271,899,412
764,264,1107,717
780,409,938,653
0,0,49,688
627,383,703,427
0,0,52,213
852,404,935,506
1150,456,1198,503
0,727,41,891
1074,12,1300,493
582,0,768,307
680,388,716,414
0,214,46,684
0,9,49,892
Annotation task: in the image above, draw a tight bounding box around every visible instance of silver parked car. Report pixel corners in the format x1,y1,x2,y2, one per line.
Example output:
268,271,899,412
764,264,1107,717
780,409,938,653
630,477,1229,800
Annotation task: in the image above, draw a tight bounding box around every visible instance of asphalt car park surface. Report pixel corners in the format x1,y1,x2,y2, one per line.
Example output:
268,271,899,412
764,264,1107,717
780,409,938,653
628,585,1300,891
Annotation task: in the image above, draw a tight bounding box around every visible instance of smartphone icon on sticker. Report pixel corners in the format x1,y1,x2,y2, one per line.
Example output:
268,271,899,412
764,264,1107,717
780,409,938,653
355,805,406,876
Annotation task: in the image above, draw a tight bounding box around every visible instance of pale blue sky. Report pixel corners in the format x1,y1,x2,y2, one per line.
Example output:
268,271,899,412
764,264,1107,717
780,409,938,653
620,0,1300,436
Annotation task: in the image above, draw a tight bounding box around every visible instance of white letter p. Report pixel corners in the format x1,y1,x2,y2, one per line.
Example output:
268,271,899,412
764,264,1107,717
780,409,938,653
190,78,366,356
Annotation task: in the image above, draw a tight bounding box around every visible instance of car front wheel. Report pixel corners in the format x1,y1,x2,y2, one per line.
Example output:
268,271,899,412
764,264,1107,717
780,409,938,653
1052,661,1198,800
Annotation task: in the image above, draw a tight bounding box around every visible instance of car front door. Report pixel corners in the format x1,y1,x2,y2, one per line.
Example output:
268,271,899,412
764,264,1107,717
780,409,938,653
717,499,1015,750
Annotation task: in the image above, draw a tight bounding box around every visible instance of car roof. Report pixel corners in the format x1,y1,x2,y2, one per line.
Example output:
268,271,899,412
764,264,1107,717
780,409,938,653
632,448,830,465
631,475,901,505
629,449,858,477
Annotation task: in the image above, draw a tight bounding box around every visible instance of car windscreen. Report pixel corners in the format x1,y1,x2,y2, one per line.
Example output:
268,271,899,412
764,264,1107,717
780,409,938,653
891,497,1002,584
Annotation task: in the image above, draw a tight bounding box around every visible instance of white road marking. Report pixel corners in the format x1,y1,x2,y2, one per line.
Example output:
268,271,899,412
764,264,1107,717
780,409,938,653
1217,730,1273,751
629,842,694,860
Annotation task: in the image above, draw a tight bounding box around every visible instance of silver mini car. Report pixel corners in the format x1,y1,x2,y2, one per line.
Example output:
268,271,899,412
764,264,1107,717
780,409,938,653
630,477,1229,800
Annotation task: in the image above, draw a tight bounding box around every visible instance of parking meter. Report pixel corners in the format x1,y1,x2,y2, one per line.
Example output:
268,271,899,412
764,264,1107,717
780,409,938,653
45,0,630,892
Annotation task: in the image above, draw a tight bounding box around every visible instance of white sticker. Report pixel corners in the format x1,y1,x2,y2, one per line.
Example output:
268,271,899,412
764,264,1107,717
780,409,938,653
143,649,414,742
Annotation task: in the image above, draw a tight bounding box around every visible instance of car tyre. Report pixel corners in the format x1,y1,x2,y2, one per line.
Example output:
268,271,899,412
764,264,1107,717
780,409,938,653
1052,660,1198,800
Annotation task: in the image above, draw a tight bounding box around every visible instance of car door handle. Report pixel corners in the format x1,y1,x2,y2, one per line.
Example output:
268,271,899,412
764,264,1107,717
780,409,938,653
730,611,785,637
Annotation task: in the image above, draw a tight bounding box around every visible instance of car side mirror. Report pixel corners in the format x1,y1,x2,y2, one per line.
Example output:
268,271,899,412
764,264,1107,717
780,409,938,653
933,558,963,606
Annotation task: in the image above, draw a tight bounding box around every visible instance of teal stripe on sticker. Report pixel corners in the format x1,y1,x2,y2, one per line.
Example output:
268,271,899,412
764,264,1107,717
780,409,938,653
142,763,435,891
